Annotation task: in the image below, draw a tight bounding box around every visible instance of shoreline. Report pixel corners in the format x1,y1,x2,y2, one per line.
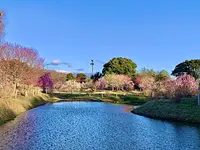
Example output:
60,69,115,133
0,94,52,126
0,96,117,126
132,99,200,124
132,110,200,125
1,95,199,126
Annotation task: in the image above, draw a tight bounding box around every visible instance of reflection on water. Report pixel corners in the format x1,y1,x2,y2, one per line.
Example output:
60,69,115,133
0,102,200,150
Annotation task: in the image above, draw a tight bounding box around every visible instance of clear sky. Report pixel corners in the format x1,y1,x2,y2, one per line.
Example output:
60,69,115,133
1,0,200,74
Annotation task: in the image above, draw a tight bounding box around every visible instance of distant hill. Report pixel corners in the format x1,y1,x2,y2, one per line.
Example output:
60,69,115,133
55,70,93,78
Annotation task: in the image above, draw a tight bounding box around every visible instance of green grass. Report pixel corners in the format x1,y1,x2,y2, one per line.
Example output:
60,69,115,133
51,92,148,105
133,97,200,123
122,95,148,105
0,94,51,126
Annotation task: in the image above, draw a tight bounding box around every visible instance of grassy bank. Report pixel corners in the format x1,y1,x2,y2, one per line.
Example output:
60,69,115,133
132,97,200,123
52,92,148,105
0,91,148,126
0,94,54,126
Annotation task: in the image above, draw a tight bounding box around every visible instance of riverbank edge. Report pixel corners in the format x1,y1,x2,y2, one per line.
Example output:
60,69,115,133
132,100,200,124
0,94,53,126
0,95,117,126
3,95,200,126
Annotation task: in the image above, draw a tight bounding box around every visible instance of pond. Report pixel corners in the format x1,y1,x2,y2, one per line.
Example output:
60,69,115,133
0,102,200,150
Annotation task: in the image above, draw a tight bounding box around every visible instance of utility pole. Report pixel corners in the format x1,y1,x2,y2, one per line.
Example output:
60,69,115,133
90,59,94,75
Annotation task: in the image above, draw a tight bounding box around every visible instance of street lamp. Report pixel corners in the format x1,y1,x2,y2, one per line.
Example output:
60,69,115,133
90,59,94,75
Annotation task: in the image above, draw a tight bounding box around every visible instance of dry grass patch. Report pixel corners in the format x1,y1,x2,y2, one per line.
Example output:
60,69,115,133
0,94,52,125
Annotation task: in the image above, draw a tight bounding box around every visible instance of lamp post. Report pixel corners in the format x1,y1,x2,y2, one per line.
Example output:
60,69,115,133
90,59,94,75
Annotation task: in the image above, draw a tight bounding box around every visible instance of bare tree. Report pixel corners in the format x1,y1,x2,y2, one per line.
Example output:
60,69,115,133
0,43,44,97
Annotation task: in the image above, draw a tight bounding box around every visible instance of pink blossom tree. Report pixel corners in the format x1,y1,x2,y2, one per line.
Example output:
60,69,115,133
118,75,134,91
104,74,133,91
138,76,155,96
38,72,53,93
162,75,198,102
174,74,198,102
95,78,107,90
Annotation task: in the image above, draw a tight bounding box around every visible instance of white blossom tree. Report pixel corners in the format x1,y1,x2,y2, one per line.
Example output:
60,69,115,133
60,80,82,93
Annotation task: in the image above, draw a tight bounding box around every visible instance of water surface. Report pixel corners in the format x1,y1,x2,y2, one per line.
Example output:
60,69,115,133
0,102,200,150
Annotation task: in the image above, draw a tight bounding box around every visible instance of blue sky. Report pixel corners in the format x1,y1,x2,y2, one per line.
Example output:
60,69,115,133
1,0,200,74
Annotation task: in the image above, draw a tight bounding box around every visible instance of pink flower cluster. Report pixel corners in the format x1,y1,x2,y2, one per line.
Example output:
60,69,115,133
104,74,134,91
163,75,198,100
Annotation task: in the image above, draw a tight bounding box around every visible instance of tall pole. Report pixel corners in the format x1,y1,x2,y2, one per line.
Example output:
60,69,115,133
90,59,94,75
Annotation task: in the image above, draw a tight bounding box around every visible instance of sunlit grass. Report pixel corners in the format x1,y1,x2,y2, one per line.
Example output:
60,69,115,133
133,97,200,123
0,91,148,126
51,91,148,105
0,94,51,125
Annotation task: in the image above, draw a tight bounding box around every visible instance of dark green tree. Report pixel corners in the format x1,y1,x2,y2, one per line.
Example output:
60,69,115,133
76,73,86,83
196,69,200,80
66,73,75,81
91,72,103,82
172,59,200,79
102,57,137,78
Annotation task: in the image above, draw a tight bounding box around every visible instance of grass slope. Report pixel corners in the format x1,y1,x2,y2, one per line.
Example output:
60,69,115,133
133,97,200,123
0,91,148,126
0,94,52,126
